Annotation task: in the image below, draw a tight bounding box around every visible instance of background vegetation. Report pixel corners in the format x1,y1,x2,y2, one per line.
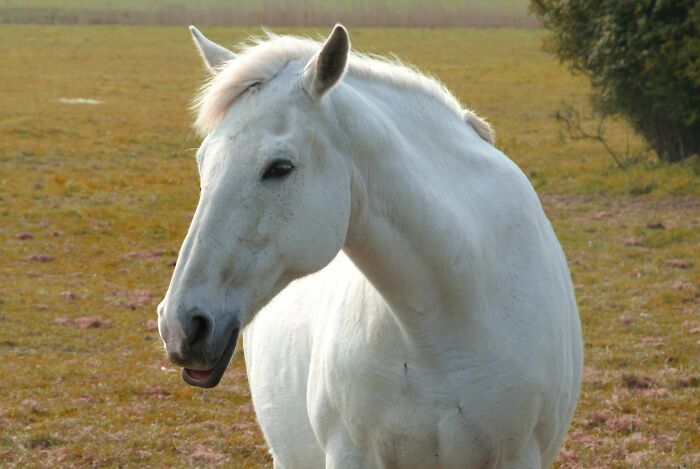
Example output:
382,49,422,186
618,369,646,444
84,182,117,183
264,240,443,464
0,0,537,27
531,0,700,162
1,25,698,468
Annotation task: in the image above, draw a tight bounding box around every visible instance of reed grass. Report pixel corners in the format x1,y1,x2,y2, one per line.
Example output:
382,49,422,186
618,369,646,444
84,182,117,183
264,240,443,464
0,0,538,28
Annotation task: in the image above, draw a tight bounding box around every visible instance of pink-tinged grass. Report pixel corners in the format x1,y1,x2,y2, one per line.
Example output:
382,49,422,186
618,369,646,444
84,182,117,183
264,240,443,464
0,26,698,467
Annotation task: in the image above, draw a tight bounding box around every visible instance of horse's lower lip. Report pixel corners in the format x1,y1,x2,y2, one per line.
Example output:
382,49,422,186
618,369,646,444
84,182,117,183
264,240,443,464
181,326,239,389
184,367,214,380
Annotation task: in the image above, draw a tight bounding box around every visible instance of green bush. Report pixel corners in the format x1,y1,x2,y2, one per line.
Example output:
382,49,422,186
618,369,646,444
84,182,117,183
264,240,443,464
531,0,700,162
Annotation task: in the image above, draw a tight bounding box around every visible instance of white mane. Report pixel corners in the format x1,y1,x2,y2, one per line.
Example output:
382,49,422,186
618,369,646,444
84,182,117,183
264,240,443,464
193,33,494,144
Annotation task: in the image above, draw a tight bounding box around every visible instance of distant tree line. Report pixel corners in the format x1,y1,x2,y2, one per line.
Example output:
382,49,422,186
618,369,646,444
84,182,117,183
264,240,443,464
531,0,700,162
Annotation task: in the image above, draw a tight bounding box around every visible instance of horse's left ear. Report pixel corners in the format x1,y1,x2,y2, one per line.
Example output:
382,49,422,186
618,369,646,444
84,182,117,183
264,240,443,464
189,25,236,74
302,24,350,98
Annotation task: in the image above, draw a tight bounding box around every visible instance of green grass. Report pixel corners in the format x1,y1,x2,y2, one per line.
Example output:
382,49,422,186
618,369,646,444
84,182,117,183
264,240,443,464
0,25,699,468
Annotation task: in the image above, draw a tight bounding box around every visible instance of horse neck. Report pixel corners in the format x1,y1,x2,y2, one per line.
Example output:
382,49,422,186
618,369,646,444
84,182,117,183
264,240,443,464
333,79,492,338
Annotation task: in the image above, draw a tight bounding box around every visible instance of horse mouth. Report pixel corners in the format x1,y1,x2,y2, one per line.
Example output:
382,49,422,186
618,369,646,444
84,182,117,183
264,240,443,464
181,328,239,389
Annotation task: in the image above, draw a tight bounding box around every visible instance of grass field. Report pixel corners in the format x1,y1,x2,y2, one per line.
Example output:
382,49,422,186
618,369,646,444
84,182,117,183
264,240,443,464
0,25,699,468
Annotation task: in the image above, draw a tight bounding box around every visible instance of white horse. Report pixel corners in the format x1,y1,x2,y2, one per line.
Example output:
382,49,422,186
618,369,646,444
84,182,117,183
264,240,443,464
157,24,583,468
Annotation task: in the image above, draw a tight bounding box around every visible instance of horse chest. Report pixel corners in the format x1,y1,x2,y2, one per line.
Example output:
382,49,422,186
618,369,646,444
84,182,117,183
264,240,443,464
307,345,500,468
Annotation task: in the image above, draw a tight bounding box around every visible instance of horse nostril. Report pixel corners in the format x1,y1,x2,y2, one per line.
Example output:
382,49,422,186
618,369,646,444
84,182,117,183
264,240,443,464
187,314,211,348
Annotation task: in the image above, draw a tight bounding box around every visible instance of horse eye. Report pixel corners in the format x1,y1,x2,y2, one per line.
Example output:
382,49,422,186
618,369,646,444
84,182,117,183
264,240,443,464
262,159,295,180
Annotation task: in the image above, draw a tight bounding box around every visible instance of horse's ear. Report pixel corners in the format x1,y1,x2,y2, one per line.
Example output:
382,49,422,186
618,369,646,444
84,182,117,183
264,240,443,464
302,24,350,98
189,26,236,74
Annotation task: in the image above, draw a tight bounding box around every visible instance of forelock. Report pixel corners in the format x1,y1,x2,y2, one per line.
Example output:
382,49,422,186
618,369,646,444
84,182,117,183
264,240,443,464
193,34,319,136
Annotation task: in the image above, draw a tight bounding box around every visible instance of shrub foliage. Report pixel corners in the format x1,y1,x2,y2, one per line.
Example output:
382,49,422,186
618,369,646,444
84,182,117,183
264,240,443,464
531,0,700,162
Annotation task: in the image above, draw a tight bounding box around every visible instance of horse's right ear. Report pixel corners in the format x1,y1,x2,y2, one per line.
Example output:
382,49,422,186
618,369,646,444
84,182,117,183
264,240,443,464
189,26,236,74
302,24,350,98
